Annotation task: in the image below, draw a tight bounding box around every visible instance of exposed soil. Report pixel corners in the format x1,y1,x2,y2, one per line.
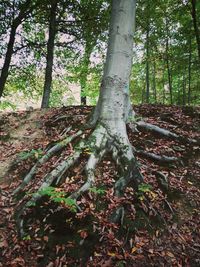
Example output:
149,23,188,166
0,104,200,266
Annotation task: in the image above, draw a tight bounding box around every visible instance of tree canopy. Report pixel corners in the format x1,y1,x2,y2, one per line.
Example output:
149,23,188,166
0,0,199,109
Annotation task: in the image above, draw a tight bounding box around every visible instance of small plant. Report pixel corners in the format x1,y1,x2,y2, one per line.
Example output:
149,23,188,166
22,235,31,241
38,186,78,212
137,183,157,201
18,148,43,161
138,183,152,193
137,183,153,201
89,187,106,195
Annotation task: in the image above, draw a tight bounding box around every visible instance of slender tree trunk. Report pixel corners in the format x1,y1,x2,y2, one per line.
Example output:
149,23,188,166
153,59,157,103
188,37,192,105
165,16,173,105
182,71,186,106
80,42,94,105
41,0,58,108
145,3,150,104
146,28,150,103
166,38,173,104
162,68,165,104
0,0,32,99
177,76,181,105
191,0,200,63
142,86,145,104
0,24,17,98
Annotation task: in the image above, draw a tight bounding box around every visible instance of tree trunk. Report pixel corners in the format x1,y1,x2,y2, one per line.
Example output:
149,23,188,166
91,0,143,207
92,0,136,126
162,67,166,104
153,59,157,103
165,17,173,105
0,24,17,98
41,0,58,108
166,39,173,104
177,75,181,105
146,25,150,103
191,0,200,63
188,37,192,105
182,71,186,106
0,0,32,99
80,42,94,105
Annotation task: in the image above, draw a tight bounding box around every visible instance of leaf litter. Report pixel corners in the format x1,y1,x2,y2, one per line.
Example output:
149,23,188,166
0,104,199,266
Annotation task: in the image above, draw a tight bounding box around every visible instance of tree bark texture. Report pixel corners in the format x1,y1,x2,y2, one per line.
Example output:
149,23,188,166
93,0,136,125
0,25,17,98
41,0,58,108
0,0,32,99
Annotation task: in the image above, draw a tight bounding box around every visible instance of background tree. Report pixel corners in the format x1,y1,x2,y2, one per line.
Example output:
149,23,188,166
41,0,58,108
190,0,200,63
0,0,37,99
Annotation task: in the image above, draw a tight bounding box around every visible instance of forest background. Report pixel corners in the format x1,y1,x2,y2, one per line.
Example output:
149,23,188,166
0,0,199,110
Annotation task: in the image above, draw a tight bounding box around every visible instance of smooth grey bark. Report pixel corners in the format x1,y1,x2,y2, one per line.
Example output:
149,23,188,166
88,0,143,207
41,0,58,108
0,0,32,99
93,0,136,125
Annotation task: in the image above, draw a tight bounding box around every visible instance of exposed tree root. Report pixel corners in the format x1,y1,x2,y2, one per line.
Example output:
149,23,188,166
153,170,169,192
136,121,198,144
13,130,83,196
14,110,197,238
135,149,179,164
15,139,86,237
70,125,108,199
14,121,145,237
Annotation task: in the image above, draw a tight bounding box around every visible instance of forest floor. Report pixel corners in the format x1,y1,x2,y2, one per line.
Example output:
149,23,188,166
0,104,200,267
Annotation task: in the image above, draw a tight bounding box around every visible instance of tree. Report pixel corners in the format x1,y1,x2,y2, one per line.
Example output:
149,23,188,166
14,0,198,237
190,0,200,63
0,0,35,99
41,0,58,108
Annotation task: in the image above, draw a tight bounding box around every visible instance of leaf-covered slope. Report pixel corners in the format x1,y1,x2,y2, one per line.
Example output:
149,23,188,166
0,104,200,267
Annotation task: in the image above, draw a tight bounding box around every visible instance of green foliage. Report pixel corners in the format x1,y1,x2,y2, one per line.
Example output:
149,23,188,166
38,186,77,212
22,235,31,241
89,187,106,195
18,148,43,161
138,183,153,193
0,100,16,111
137,183,154,201
1,0,199,107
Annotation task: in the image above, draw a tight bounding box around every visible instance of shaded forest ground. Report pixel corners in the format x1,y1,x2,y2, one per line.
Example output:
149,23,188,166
0,104,200,266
